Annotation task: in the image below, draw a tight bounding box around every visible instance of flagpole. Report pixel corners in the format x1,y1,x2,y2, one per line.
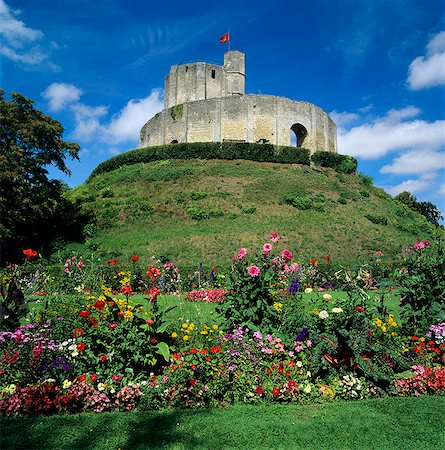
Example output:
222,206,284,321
228,30,230,51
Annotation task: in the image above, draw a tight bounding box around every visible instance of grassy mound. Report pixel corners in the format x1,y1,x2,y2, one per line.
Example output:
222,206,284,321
67,154,437,269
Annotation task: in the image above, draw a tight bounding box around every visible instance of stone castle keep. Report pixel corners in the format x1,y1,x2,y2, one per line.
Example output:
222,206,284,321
140,50,337,154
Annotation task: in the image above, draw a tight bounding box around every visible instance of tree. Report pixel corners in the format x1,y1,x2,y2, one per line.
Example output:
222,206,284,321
0,90,81,263
394,191,443,227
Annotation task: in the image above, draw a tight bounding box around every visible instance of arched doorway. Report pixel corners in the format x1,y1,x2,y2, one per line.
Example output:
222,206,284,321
290,123,307,147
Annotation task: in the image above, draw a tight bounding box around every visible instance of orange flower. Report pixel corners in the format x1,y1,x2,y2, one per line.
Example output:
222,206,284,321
23,249,38,260
77,342,86,352
210,345,221,354
73,328,85,337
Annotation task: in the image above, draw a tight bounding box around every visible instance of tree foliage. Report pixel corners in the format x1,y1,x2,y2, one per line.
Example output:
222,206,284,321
394,191,443,227
0,90,82,263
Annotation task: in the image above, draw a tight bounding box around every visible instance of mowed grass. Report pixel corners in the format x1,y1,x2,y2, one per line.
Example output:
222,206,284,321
2,396,444,449
68,159,437,269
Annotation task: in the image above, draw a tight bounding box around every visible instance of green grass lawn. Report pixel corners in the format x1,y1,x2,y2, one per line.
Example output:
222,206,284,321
2,396,444,449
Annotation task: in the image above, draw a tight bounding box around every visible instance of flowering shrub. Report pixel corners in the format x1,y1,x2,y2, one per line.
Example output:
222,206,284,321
395,237,445,335
185,289,228,303
394,365,445,396
216,234,302,333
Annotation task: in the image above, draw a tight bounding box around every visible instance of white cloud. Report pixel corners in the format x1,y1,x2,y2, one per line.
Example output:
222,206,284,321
42,83,164,145
0,0,57,68
385,178,431,197
42,83,83,111
337,107,445,159
380,149,445,176
407,31,445,90
329,110,360,127
105,89,163,143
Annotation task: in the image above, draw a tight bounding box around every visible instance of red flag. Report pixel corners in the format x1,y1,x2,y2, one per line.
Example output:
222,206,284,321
219,32,229,43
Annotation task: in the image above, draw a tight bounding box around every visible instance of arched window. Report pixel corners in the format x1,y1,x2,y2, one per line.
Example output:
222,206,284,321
290,123,307,147
171,139,178,144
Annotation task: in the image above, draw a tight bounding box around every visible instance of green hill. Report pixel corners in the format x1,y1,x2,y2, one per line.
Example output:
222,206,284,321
67,147,438,270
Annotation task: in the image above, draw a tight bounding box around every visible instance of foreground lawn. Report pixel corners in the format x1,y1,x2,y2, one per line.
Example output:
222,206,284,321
2,396,444,449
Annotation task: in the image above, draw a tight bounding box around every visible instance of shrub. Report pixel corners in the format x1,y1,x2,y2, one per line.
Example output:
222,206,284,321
311,152,358,174
87,143,311,180
364,214,388,226
394,238,445,335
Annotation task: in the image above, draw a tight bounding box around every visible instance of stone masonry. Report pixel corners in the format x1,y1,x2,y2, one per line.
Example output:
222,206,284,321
140,51,337,154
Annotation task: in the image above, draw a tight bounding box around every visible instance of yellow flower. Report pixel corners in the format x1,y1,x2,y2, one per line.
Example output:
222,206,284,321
313,308,319,315
123,310,133,319
183,335,189,341
200,331,208,335
212,325,218,330
189,323,195,330
171,332,178,338
273,302,283,312
420,337,425,342
373,318,383,327
388,316,397,327
391,332,397,337
381,325,387,333
182,323,188,329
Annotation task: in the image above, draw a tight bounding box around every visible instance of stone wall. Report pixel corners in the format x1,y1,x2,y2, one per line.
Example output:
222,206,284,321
140,95,337,154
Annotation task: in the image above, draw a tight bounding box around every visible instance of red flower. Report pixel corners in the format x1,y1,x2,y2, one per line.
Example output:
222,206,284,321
189,379,196,386
77,342,86,352
88,317,98,328
94,300,106,310
150,337,158,344
256,386,264,396
146,266,161,279
288,380,297,389
106,260,111,265
99,354,108,363
90,373,97,382
210,346,221,354
172,352,181,359
111,374,123,382
354,306,365,313
285,371,291,378
145,319,154,325
200,349,208,355
149,287,161,302
109,323,118,329
79,310,91,318
325,255,331,263
111,258,118,266
310,259,319,265
79,374,87,381
73,328,85,337
410,336,419,341
23,249,38,260
272,388,280,396
130,255,139,263
266,368,273,375
121,285,132,297
191,348,198,354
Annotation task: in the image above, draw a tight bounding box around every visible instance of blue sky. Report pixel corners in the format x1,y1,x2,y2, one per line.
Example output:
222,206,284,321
1,0,444,216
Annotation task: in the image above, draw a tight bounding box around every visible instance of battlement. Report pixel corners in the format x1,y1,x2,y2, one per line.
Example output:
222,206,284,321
164,51,246,109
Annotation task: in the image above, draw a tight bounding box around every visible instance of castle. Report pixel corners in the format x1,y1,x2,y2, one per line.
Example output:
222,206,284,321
140,51,337,154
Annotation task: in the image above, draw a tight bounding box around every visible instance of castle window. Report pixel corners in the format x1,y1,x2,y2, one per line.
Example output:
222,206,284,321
171,139,178,144
257,138,269,144
211,69,216,79
290,123,307,148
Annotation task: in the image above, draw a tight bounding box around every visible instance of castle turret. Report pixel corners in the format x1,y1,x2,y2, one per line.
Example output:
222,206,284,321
224,50,245,96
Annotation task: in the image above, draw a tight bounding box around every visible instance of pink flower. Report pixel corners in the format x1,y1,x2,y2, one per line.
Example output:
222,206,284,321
237,248,247,260
263,243,272,255
413,240,425,251
109,323,118,329
281,249,293,262
269,233,280,243
247,265,260,277
290,262,299,272
423,240,431,247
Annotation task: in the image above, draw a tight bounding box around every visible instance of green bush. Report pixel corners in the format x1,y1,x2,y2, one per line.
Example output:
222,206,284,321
87,143,311,180
311,152,358,174
364,214,388,226
284,194,313,210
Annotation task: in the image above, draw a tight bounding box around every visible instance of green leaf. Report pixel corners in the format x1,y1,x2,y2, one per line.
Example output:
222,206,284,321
155,342,170,361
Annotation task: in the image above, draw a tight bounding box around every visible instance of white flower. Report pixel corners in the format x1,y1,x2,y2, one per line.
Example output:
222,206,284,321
71,350,79,357
318,310,329,319
303,384,312,393
323,293,332,300
306,371,311,378
7,384,16,394
304,287,313,293
332,307,343,314
68,344,76,351
296,361,303,368
97,383,107,391
62,380,72,389
46,378,56,383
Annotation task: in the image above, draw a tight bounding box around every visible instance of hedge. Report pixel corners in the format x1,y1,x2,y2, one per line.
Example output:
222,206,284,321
87,142,357,181
310,151,358,174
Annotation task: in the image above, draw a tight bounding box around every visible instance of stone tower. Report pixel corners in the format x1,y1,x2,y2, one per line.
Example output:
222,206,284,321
140,50,337,154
